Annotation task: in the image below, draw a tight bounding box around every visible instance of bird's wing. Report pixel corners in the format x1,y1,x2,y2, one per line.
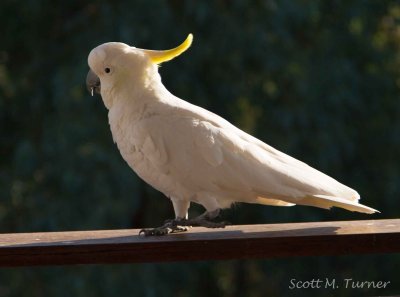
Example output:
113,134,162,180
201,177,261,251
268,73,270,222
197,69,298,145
139,97,377,213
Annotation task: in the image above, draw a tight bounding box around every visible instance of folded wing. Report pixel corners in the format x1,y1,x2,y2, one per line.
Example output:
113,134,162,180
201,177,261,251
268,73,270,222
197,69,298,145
165,98,378,214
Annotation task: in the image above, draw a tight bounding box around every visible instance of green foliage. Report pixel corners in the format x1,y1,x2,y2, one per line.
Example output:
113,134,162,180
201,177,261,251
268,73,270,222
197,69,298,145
1,0,400,296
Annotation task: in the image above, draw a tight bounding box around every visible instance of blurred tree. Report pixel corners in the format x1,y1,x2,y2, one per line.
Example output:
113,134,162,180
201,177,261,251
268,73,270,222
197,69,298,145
0,0,399,296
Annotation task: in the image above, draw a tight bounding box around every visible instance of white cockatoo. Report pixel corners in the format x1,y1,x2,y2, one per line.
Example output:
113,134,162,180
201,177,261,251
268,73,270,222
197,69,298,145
86,34,378,235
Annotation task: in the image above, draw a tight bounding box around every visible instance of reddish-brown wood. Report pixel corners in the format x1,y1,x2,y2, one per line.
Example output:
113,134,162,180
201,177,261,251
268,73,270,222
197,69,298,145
0,219,399,267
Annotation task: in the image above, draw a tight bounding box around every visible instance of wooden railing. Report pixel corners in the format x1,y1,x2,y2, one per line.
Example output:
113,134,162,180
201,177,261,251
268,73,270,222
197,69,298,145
0,219,399,267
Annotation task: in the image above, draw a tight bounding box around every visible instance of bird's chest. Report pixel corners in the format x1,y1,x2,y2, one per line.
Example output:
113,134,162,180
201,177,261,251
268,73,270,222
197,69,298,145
109,114,150,168
108,108,172,190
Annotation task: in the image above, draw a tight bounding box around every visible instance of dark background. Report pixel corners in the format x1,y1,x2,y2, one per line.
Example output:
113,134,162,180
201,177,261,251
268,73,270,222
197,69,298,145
1,1,399,296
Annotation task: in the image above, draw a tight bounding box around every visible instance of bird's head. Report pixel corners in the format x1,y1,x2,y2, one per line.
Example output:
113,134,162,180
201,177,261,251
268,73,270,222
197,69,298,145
86,34,193,108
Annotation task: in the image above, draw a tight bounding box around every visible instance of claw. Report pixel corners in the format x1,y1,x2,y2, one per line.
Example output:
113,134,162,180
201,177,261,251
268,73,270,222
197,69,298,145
139,214,228,236
139,229,152,236
139,223,188,236
139,228,168,236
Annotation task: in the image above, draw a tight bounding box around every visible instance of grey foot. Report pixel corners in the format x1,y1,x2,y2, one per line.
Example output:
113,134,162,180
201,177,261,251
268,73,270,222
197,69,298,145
177,218,228,228
139,220,188,236
139,209,228,236
180,208,229,228
139,219,227,236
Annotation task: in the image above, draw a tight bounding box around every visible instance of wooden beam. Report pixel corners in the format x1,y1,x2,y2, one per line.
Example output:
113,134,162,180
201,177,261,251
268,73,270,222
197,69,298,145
0,219,399,267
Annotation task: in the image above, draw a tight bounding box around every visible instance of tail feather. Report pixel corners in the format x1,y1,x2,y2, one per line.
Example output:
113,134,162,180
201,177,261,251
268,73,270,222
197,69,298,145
295,194,379,214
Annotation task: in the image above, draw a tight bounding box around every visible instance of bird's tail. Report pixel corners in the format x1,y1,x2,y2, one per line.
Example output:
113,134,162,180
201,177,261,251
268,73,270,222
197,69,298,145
296,194,379,214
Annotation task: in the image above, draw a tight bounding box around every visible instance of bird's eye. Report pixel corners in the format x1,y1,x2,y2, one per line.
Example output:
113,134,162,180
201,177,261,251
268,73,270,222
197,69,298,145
104,67,111,73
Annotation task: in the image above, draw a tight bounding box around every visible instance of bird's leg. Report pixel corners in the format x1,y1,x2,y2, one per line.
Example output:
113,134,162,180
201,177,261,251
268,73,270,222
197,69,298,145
177,209,228,228
139,209,227,236
139,199,190,236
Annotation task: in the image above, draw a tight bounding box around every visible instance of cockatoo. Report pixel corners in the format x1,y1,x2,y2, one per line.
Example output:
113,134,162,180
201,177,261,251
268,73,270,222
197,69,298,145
86,34,378,235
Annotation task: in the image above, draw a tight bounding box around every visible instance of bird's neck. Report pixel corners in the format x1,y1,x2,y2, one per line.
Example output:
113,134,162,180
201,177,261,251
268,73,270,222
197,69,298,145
142,64,174,103
103,64,171,110
107,69,173,119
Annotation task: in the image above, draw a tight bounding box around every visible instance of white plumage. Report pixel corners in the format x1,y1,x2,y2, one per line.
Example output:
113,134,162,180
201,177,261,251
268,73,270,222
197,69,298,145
87,34,377,232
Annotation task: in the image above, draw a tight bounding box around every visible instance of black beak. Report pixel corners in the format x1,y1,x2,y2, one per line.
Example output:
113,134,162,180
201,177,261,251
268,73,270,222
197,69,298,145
86,69,101,96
